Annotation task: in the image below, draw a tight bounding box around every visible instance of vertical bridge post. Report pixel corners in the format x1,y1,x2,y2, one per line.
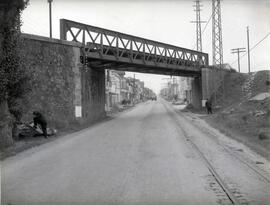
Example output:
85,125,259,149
60,19,68,40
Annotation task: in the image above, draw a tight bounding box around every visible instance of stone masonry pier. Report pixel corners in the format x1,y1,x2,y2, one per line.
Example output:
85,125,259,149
21,34,105,128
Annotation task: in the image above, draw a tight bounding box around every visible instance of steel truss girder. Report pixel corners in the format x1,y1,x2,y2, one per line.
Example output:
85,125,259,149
60,19,209,73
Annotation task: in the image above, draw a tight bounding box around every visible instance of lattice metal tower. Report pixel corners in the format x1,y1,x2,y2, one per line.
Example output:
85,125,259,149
212,0,223,66
191,0,205,52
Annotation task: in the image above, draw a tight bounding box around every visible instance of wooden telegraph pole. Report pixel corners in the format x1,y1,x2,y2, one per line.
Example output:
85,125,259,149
231,48,246,73
246,26,251,73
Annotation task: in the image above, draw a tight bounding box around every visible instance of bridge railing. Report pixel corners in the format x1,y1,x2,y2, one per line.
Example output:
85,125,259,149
60,19,209,68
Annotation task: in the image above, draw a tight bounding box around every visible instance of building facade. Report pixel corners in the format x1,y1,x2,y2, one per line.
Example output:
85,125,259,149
105,70,155,111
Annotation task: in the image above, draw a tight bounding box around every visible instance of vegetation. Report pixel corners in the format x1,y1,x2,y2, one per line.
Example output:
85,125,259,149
0,0,29,149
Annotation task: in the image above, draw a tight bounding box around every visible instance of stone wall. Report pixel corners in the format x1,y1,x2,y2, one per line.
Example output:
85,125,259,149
81,67,106,122
20,34,105,128
191,77,202,109
201,67,230,106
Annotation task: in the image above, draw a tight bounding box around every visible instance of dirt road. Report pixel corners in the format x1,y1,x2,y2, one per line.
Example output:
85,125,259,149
2,99,270,205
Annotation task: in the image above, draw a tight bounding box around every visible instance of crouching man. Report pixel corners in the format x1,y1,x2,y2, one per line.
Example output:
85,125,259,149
33,111,48,138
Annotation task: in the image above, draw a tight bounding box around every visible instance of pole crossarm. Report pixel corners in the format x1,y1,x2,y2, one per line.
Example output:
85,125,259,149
231,47,246,72
60,19,209,73
191,0,206,52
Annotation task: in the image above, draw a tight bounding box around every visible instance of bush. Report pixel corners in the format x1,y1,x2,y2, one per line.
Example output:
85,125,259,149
0,0,29,148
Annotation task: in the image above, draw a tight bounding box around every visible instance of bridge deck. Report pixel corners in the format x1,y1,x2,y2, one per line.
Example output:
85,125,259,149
60,19,209,76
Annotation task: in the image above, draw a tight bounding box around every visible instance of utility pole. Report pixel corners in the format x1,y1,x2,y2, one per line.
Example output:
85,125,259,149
191,0,206,52
48,0,53,38
212,0,223,67
231,48,246,73
247,26,251,73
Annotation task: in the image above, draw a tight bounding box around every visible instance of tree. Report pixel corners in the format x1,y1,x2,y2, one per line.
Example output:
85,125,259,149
0,0,29,149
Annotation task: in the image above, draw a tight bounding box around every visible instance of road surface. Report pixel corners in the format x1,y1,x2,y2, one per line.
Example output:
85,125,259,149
2,99,270,205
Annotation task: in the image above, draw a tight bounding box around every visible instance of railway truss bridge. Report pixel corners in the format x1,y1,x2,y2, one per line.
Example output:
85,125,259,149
60,19,209,77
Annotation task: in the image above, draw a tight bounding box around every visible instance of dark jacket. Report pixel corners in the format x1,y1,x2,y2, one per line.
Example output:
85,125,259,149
33,112,47,127
205,100,212,108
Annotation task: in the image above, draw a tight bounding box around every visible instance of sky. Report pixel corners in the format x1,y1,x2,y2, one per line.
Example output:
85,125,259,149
21,0,270,93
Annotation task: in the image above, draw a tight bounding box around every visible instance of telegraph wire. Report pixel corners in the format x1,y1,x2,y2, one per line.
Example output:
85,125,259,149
22,21,47,34
192,7,213,50
201,12,212,36
231,32,270,65
22,22,42,34
22,16,50,35
249,32,270,51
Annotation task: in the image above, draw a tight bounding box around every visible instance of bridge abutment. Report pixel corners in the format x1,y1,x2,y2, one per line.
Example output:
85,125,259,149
201,67,229,106
20,34,105,128
191,77,202,109
81,66,106,123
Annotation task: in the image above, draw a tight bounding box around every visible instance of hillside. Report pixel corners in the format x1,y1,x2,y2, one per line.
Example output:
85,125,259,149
203,70,270,159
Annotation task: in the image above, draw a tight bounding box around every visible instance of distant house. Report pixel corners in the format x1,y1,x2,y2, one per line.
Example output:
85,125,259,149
160,77,192,103
178,77,192,103
105,71,154,110
105,70,121,110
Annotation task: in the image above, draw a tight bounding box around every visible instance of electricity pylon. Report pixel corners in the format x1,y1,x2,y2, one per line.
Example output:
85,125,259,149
191,0,206,52
212,0,223,67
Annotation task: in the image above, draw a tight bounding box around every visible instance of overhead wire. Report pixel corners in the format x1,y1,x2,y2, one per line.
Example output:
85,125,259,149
231,32,270,65
201,12,213,36
22,15,50,36
192,5,213,50
22,22,42,34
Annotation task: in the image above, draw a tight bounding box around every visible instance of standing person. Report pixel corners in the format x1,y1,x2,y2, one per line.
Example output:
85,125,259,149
33,111,48,138
205,99,212,114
